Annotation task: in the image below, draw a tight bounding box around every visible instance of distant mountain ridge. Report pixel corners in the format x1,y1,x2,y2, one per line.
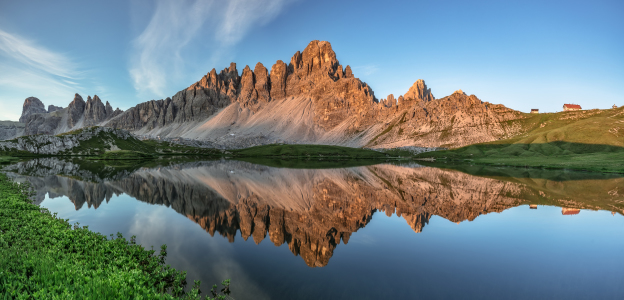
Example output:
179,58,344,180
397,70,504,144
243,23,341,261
5,40,527,148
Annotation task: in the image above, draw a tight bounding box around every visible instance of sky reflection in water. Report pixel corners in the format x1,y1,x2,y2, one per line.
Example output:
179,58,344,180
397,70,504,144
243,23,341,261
7,159,624,300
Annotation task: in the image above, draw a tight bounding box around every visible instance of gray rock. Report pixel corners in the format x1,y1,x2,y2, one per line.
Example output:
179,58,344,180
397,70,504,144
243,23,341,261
47,105,63,113
67,93,86,128
23,114,61,135
83,95,108,126
0,121,25,141
19,97,47,123
0,127,134,155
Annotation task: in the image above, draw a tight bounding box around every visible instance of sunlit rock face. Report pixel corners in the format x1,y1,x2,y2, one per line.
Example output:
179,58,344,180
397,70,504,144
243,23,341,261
7,160,623,267
102,40,524,149
11,40,528,148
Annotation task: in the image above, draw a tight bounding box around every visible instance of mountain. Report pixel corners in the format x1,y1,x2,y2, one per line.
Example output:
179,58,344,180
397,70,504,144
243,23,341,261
7,93,123,137
7,159,623,267
104,40,524,148
4,40,528,148
416,105,624,172
19,97,47,122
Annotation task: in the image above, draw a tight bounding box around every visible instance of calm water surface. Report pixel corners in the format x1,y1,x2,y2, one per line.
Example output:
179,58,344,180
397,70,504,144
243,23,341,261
5,159,624,299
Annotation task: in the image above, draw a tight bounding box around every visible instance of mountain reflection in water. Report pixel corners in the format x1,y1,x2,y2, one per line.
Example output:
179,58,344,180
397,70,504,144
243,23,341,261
5,158,624,269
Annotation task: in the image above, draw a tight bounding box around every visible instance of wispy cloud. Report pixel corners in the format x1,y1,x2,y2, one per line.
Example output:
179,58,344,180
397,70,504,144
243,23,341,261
0,29,82,120
0,29,78,80
129,0,292,99
353,64,379,76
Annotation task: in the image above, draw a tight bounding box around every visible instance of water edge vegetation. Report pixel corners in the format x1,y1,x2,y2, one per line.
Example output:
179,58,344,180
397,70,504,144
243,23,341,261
0,173,231,299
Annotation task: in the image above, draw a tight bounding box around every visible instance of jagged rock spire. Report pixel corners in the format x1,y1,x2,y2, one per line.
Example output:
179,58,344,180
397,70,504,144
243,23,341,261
404,79,434,102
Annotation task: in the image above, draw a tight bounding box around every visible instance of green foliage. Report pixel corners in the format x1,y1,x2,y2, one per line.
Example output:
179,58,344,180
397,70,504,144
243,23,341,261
236,157,384,169
59,130,156,156
87,150,156,160
416,106,624,173
0,173,230,299
0,156,19,164
493,106,624,147
378,148,417,157
233,144,390,159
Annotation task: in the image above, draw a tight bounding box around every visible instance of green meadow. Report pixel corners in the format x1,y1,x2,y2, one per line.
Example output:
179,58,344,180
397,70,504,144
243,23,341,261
417,106,624,173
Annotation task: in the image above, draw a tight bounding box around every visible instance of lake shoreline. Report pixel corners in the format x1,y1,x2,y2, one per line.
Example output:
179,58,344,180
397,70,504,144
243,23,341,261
0,173,229,299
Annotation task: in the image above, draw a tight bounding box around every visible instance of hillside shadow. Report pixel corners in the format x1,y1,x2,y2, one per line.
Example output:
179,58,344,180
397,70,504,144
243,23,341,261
417,141,624,175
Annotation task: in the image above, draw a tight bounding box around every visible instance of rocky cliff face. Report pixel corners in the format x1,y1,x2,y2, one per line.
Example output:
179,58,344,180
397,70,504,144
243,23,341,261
23,113,62,136
67,93,86,128
10,40,528,148
0,121,25,140
103,40,525,148
47,105,63,113
364,90,523,148
19,97,47,122
11,93,123,138
0,127,134,155
106,40,376,133
403,79,434,102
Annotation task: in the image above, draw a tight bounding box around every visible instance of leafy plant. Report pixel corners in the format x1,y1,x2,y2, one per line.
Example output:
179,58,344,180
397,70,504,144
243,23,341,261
0,173,231,299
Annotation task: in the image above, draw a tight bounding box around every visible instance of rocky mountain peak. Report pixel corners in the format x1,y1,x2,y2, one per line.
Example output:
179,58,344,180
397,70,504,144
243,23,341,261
453,89,466,95
404,79,434,102
67,93,86,128
254,62,270,103
99,40,521,148
19,97,47,122
297,40,338,75
47,105,63,113
105,101,114,116
84,95,109,126
344,65,353,78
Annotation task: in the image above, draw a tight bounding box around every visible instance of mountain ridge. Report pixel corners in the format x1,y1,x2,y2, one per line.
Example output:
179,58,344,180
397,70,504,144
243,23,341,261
6,40,527,149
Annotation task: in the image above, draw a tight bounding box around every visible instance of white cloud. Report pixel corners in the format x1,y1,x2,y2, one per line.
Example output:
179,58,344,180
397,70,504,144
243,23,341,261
0,29,77,80
352,64,379,76
0,29,83,121
129,0,292,99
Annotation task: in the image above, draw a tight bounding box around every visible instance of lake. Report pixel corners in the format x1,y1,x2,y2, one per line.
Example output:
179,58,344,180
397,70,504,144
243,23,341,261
4,158,624,299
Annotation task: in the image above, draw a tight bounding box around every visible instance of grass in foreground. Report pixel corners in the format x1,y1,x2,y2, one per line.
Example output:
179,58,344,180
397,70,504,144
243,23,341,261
0,173,230,299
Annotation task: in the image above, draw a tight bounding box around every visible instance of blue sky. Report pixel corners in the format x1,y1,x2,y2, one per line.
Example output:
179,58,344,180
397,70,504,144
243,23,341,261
0,0,622,121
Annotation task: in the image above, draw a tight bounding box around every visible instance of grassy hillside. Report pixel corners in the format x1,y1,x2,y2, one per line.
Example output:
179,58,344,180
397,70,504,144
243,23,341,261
495,106,624,147
417,106,624,173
